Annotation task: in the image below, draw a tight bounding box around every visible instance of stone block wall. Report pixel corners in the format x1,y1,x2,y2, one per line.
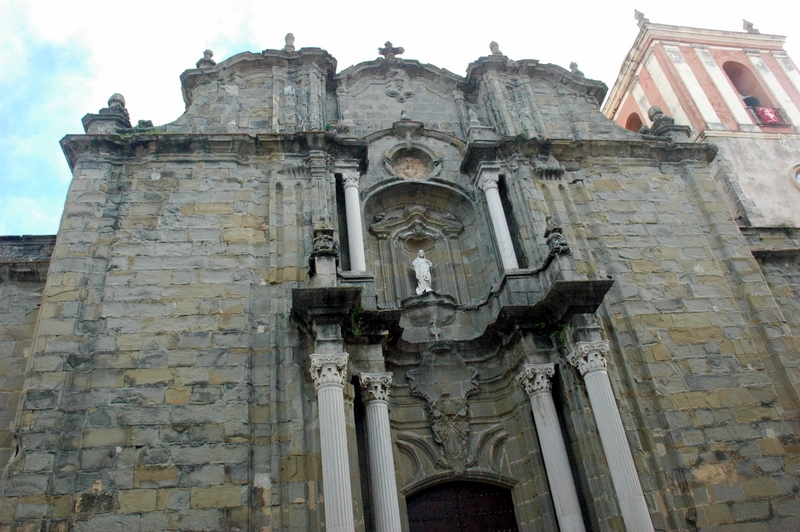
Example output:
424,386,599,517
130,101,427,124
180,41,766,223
0,236,55,472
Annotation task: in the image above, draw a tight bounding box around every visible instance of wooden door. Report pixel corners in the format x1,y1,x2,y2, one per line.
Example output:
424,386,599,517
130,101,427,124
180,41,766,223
406,481,519,532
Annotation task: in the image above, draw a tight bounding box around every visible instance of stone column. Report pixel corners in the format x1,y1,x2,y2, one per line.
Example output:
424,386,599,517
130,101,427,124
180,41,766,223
342,169,367,272
477,165,519,271
567,342,654,532
517,364,586,532
310,353,355,532
360,373,402,532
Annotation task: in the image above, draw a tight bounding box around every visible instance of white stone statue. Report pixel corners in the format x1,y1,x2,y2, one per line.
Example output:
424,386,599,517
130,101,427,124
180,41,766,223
411,250,433,295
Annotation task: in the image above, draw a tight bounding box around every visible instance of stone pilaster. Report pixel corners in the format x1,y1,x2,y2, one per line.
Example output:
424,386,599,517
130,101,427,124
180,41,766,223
310,353,356,532
360,373,402,532
567,341,654,532
517,363,586,532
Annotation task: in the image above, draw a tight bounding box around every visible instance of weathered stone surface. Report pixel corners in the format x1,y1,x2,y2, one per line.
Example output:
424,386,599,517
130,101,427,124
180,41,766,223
1,33,800,532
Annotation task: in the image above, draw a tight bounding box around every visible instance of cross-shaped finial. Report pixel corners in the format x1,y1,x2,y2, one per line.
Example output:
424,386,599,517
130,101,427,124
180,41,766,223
379,41,405,59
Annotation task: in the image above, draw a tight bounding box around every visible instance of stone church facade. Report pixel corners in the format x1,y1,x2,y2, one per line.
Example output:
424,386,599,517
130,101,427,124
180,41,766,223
1,27,799,532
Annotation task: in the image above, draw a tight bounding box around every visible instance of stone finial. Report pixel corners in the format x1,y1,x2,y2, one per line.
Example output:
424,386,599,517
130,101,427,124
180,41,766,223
634,9,649,27
379,41,404,60
284,33,296,52
108,93,126,110
83,93,131,133
196,49,216,69
569,62,584,78
743,20,760,34
400,110,411,121
490,41,503,56
640,106,691,141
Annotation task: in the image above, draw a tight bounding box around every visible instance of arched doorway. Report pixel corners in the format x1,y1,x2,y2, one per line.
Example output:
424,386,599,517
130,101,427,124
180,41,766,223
406,481,519,532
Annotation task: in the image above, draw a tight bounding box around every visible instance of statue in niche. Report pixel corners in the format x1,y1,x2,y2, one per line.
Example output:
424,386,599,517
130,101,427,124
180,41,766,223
411,250,433,295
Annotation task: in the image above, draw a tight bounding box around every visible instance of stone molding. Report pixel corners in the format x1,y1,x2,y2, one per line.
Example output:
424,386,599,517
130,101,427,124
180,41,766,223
567,341,610,376
360,372,393,403
310,353,349,388
516,363,555,395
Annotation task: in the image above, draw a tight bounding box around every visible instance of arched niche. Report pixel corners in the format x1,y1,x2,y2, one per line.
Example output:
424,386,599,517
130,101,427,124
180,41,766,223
364,182,496,308
625,112,643,132
722,61,775,108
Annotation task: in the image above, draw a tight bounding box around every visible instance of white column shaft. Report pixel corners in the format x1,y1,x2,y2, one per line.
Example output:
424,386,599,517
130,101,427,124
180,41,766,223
483,185,519,270
584,369,654,532
529,390,586,532
318,384,356,532
343,180,366,272
365,400,402,532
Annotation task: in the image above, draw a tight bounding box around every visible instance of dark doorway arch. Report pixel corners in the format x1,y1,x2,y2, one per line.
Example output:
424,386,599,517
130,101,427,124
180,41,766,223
406,481,519,532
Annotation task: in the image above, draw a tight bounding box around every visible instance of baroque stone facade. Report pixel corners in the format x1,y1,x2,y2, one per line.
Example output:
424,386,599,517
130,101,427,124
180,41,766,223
1,30,799,532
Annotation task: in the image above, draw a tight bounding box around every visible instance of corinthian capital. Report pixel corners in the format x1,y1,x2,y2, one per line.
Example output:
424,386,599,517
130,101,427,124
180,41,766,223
309,353,349,388
567,341,609,376
478,170,500,192
516,363,555,396
341,169,360,189
360,372,393,403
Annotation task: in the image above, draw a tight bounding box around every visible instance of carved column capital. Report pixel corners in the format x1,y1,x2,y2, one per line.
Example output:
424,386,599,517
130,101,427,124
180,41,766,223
360,372,393,403
516,363,555,396
478,170,500,192
341,169,360,189
567,341,609,376
310,353,349,388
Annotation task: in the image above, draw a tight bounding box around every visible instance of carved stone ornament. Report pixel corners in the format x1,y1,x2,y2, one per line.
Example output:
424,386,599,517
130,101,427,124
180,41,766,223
478,171,500,192
385,69,414,102
311,227,338,257
309,354,349,388
393,156,429,179
639,106,691,140
544,216,570,255
516,363,555,396
341,169,360,189
196,49,216,69
567,341,610,377
379,41,405,60
370,206,464,242
407,345,479,473
360,372,393,403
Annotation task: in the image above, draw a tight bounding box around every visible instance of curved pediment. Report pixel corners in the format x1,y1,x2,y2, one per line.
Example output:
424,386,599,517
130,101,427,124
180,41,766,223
337,58,464,96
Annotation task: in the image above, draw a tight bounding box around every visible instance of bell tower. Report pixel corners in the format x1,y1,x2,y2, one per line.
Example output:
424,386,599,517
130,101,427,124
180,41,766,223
604,12,800,227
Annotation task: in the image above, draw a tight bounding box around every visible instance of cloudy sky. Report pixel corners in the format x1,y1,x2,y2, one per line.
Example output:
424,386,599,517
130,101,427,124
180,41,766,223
2,0,798,236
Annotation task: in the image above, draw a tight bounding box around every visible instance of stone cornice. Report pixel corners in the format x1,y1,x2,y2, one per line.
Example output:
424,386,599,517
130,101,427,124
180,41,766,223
59,132,367,172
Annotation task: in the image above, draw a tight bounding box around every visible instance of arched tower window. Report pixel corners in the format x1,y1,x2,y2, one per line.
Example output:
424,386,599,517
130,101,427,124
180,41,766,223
722,61,775,108
625,112,643,132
